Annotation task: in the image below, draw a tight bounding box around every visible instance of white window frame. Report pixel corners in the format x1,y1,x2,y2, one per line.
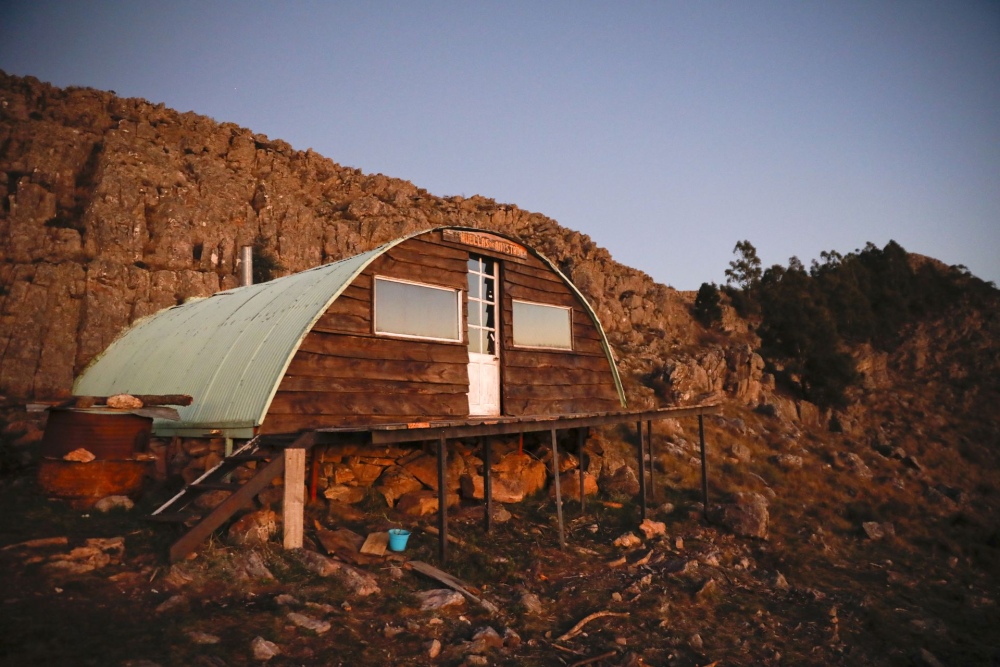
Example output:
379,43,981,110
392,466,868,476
373,275,463,343
511,299,574,351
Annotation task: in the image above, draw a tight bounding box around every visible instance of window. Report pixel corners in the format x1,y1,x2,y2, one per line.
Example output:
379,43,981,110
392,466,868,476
374,277,461,341
512,300,572,350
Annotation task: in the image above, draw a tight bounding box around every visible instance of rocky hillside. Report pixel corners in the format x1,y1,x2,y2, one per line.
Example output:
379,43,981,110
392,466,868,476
2,71,999,665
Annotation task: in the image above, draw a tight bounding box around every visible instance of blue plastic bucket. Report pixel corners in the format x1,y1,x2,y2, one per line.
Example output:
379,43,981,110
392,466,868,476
388,529,411,552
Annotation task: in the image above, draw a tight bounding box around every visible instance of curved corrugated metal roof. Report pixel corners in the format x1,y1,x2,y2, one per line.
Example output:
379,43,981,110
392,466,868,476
73,227,625,436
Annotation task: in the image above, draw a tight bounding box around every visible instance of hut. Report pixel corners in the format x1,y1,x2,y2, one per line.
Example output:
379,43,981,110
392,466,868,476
74,226,626,434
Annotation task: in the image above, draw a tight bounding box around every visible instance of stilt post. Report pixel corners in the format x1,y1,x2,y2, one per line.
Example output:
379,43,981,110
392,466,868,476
437,437,448,563
699,414,709,520
637,421,647,522
283,448,306,549
577,427,587,512
483,437,493,532
647,420,656,502
551,429,566,549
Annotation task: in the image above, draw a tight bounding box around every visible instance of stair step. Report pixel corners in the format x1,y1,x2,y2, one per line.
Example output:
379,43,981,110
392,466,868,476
190,481,241,491
229,452,271,462
147,512,203,524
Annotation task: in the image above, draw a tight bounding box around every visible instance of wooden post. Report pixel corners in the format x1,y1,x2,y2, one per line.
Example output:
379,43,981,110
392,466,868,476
637,421,647,522
647,420,655,501
283,447,306,549
551,429,566,550
699,414,709,520
483,437,493,533
577,427,587,512
437,437,448,563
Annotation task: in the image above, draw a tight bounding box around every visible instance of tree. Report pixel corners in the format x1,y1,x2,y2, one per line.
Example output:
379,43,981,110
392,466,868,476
693,282,723,327
725,240,762,291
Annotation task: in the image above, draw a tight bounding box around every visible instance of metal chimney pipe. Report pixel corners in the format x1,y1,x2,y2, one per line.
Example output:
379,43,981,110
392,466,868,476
238,246,253,286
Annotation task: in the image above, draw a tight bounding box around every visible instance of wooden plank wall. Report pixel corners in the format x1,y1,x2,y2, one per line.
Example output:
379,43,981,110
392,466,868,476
500,254,623,415
263,234,471,433
262,230,622,433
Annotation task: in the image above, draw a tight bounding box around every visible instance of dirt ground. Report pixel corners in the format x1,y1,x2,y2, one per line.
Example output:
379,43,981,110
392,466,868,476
2,412,999,667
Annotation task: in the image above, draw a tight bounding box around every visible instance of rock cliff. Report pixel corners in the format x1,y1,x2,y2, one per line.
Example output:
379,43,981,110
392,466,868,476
1,71,710,404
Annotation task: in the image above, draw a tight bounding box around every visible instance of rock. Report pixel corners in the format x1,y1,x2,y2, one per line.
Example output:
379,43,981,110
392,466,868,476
322,484,367,504
274,593,299,606
293,549,380,596
720,492,769,539
601,464,640,496
470,626,504,652
251,636,280,661
689,633,704,650
106,393,143,409
730,443,752,462
187,631,221,645
837,452,872,479
416,589,466,610
426,639,442,658
155,594,189,614
774,572,790,591
287,612,331,634
503,627,522,648
638,519,666,539
93,495,135,512
228,509,278,546
862,521,894,540
918,648,946,667
550,471,598,499
775,454,804,469
460,473,526,503
695,577,717,600
492,452,547,496
614,532,642,549
396,489,459,516
63,448,96,462
374,465,424,506
520,591,544,614
236,550,274,581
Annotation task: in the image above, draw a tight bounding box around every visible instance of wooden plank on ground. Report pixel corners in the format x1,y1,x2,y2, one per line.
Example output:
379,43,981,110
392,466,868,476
360,531,390,556
283,448,307,549
407,560,499,614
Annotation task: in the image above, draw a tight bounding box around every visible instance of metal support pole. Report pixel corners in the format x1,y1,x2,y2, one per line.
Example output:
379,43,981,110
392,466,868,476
551,429,566,549
238,245,253,287
438,437,448,563
699,414,709,520
577,427,587,512
483,437,493,533
637,421,647,522
646,420,655,502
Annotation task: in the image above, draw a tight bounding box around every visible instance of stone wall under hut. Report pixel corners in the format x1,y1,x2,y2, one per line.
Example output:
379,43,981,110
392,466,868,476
157,429,621,520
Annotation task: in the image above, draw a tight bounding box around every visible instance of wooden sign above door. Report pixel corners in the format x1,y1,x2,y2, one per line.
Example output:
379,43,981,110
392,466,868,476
442,229,528,259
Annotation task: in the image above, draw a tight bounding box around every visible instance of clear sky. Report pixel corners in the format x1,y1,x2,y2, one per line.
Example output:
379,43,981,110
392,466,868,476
2,1,998,290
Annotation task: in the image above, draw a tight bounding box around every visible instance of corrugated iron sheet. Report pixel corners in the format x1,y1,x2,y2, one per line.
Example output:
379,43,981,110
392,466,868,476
73,243,396,435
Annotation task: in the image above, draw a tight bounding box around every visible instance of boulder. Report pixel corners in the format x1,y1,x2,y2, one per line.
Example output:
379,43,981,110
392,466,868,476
719,491,769,539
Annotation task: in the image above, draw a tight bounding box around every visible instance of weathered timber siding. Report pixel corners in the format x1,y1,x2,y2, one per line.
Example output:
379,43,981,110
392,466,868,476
264,233,470,432
499,254,622,415
263,229,621,432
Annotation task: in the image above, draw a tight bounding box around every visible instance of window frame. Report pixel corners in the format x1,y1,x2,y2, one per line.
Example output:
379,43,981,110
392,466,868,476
511,299,574,351
373,275,463,343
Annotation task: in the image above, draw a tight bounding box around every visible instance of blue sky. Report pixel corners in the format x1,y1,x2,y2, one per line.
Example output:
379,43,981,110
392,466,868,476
2,1,998,290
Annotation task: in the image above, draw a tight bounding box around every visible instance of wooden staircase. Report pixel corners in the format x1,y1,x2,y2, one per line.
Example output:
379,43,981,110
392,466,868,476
149,433,301,562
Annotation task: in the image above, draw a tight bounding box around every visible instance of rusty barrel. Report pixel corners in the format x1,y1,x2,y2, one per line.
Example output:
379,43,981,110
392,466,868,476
38,408,155,508
40,408,152,459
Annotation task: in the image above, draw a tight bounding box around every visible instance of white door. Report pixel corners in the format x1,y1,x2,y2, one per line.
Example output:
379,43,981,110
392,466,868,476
467,255,500,416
